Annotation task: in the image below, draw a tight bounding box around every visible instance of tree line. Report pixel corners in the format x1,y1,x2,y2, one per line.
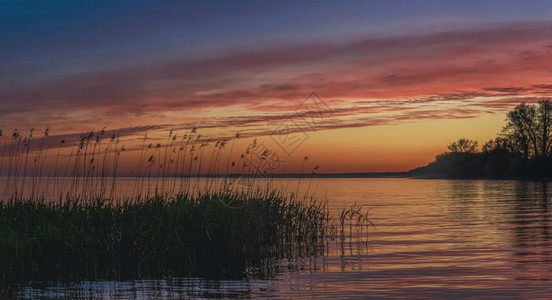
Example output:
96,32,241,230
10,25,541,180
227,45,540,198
409,99,552,179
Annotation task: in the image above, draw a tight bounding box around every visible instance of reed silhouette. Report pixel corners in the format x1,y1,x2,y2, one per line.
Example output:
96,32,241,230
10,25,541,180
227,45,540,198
0,127,371,290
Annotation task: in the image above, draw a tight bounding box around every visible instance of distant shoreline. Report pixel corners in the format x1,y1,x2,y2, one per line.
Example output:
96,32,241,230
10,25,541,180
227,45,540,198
0,173,408,179
224,172,409,178
1,173,550,180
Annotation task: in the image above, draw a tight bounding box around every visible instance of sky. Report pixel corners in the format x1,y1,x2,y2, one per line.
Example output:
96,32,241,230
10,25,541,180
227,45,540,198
2,0,552,173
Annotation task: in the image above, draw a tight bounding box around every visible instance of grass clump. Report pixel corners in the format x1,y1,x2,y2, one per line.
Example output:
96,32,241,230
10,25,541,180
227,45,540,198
0,127,372,295
0,190,328,287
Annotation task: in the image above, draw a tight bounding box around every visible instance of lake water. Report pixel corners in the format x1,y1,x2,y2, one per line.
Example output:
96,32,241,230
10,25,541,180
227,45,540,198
12,178,552,298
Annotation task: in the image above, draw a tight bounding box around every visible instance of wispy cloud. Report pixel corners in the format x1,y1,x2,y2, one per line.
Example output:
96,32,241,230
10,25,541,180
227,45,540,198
1,21,552,136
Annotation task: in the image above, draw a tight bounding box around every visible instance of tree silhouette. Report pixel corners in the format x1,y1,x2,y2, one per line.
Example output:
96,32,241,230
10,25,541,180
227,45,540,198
482,136,515,154
447,138,478,153
537,100,552,158
410,99,552,179
503,99,552,159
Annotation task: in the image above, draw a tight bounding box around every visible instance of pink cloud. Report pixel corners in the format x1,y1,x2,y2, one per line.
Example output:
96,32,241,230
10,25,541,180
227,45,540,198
1,20,552,137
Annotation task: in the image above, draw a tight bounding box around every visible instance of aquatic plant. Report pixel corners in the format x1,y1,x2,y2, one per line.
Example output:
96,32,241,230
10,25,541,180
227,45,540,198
0,127,371,291
0,190,329,286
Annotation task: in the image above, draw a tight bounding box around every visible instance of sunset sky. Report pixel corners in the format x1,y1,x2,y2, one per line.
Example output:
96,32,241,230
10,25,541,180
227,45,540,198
2,1,552,173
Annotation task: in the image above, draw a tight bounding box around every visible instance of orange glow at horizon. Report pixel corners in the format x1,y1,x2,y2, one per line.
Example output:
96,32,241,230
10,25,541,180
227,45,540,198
266,113,506,173
2,18,552,173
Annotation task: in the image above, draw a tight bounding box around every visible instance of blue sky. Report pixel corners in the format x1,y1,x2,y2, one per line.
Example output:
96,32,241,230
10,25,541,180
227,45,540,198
4,0,551,86
2,1,552,171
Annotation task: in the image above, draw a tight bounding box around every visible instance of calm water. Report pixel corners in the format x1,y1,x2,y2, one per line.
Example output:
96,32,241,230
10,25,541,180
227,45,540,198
12,178,552,298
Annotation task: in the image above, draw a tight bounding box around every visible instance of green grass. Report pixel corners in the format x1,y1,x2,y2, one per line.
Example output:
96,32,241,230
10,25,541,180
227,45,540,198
0,190,329,286
0,128,371,293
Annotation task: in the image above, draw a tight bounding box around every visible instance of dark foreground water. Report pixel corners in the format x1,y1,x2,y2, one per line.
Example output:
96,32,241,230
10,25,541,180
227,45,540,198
10,178,552,298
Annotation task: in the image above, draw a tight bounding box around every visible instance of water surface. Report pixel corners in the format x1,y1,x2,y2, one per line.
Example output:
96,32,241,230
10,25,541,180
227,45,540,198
11,178,552,298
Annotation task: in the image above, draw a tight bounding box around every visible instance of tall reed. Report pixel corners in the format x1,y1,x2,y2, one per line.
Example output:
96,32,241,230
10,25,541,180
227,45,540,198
0,127,372,288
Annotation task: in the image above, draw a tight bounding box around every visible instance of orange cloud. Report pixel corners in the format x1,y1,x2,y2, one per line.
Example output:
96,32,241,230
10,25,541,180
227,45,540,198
1,21,552,172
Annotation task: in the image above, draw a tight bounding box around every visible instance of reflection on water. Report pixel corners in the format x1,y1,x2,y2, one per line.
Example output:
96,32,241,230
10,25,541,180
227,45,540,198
9,178,552,298
17,278,276,299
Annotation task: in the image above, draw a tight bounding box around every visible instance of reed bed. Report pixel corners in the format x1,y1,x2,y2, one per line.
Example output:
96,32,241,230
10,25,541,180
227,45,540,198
0,127,370,290
0,190,328,286
0,128,284,203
